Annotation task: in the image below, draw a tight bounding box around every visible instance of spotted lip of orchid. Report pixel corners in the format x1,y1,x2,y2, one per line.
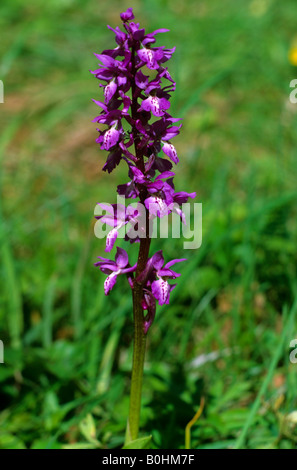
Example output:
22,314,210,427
104,80,117,103
139,95,170,117
162,142,179,164
102,124,121,150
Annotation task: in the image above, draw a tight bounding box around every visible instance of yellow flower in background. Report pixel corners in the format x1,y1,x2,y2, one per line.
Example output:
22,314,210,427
289,47,297,66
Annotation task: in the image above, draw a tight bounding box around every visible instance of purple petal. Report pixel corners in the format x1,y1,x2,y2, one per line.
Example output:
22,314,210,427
105,228,118,252
121,263,137,274
145,155,155,172
151,279,170,305
164,258,187,269
94,54,117,67
102,127,120,150
151,28,170,35
131,166,146,183
96,202,114,214
162,142,179,164
153,156,173,172
119,91,131,114
137,48,160,70
117,75,127,87
95,255,113,263
135,70,149,89
104,80,117,103
115,247,129,268
147,180,164,192
173,191,196,204
90,69,114,81
96,214,117,227
140,96,169,117
95,266,116,276
135,119,148,137
166,284,177,304
104,271,119,295
107,25,127,45
161,47,176,62
97,268,112,275
151,250,164,270
162,125,182,141
159,98,170,110
155,171,175,180
133,28,145,41
145,196,169,218
117,181,138,199
92,99,108,112
95,259,118,271
94,259,118,273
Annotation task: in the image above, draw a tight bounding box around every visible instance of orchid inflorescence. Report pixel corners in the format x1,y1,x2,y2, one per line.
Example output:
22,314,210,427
91,7,195,333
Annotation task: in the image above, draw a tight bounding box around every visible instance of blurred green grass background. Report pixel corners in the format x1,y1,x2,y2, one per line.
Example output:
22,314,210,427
0,0,297,449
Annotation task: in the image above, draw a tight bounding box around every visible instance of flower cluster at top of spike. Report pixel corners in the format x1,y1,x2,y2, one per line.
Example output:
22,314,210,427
91,8,196,331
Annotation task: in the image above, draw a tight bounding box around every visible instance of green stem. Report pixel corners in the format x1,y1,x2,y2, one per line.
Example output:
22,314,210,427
124,41,151,446
125,285,147,444
125,229,150,445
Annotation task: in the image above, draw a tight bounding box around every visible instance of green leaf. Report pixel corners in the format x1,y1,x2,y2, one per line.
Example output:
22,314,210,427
79,414,97,444
0,433,26,449
123,435,152,450
63,443,97,450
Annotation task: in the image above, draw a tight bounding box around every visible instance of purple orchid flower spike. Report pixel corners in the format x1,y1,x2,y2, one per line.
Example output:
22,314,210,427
102,124,121,150
172,190,197,224
92,8,195,304
91,6,196,310
144,172,175,217
91,8,197,444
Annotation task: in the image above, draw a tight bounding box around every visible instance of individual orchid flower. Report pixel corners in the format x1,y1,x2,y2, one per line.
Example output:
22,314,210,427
139,94,170,117
144,172,175,217
94,247,136,295
120,7,134,21
95,203,141,252
137,250,186,305
137,47,164,70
